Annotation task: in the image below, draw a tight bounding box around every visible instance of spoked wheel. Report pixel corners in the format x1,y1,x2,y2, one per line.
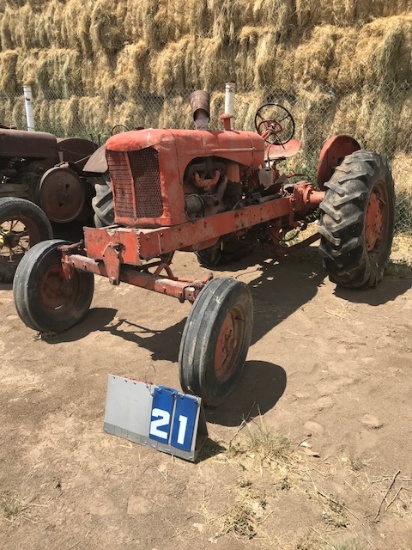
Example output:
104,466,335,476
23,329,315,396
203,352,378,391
0,197,53,283
319,150,395,288
254,103,295,145
179,278,253,407
13,239,94,332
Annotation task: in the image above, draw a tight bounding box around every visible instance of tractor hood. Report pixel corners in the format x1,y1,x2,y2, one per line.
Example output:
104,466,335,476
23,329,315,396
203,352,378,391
105,128,265,170
0,129,58,159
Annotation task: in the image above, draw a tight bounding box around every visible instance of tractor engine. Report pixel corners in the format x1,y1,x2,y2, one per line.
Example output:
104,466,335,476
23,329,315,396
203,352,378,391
105,128,266,229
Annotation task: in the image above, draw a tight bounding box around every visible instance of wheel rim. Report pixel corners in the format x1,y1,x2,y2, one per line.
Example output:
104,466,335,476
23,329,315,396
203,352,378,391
365,181,389,257
214,306,245,383
40,263,81,315
0,216,40,269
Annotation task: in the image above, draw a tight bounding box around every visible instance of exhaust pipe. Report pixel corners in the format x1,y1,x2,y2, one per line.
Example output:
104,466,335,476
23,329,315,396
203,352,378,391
224,82,235,129
190,90,210,130
23,85,35,132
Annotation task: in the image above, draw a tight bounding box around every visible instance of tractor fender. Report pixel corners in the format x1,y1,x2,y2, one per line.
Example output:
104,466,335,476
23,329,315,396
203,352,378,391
82,144,108,175
57,137,98,170
317,135,361,189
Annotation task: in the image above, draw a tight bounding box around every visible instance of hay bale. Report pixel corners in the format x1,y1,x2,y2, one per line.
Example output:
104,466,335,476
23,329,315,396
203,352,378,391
0,49,18,93
90,0,127,55
0,97,16,126
293,25,342,88
392,154,412,193
19,49,84,97
111,100,148,130
396,93,412,154
295,0,412,28
153,35,230,92
78,96,110,136
11,95,25,128
114,41,152,99
158,95,192,129
59,0,93,54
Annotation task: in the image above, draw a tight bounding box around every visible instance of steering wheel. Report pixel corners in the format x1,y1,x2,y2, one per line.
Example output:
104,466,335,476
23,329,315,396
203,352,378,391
254,103,295,145
110,124,130,135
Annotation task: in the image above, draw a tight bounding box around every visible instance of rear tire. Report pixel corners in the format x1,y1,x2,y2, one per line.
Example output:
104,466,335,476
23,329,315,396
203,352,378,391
92,176,114,227
13,239,94,332
0,197,53,283
179,278,253,407
319,150,395,288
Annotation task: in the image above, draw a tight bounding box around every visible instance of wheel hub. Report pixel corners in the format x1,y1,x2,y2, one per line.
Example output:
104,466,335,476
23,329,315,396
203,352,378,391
366,192,383,251
2,230,23,249
214,312,239,383
41,267,71,308
1,222,29,260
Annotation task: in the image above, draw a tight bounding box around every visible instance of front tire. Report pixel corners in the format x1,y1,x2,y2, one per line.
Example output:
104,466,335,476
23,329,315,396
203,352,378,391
179,278,253,407
0,197,53,283
318,150,395,288
13,239,94,332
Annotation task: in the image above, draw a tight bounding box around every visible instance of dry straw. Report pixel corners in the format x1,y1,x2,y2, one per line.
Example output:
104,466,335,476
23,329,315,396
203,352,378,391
0,0,410,163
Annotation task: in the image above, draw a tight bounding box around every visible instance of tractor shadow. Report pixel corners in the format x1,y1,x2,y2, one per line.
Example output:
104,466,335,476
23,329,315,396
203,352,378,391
206,360,287,427
233,247,327,346
333,261,412,306
52,247,326,355
46,307,119,343
0,282,12,291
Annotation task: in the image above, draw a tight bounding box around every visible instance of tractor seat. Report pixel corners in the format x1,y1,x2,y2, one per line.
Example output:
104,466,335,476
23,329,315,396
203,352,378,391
264,139,301,162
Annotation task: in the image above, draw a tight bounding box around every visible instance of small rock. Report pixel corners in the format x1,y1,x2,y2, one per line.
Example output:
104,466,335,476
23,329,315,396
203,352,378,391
361,414,383,429
304,421,324,435
313,396,334,411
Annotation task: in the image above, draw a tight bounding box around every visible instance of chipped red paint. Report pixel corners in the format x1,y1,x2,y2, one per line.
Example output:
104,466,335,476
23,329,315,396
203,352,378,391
317,135,361,189
105,128,266,228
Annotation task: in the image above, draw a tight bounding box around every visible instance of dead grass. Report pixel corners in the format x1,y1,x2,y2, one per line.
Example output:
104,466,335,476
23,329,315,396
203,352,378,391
1,495,28,521
227,416,295,467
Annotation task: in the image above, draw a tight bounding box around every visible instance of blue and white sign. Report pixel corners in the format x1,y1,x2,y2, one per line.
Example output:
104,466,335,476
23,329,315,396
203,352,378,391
104,376,207,462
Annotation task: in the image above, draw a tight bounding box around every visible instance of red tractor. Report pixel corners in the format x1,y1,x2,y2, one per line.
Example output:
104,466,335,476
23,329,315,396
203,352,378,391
13,92,395,406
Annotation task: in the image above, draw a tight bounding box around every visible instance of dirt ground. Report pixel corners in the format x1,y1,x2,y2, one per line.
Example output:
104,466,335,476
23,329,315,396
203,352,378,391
1,238,411,550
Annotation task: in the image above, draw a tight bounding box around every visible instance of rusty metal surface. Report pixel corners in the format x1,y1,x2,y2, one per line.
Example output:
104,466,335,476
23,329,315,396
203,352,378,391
57,137,97,169
38,164,85,223
65,253,210,303
84,226,140,264
292,184,325,214
82,144,108,174
107,148,164,224
265,139,302,161
106,128,265,169
190,91,210,130
84,197,292,263
0,129,58,159
317,135,361,189
105,128,266,228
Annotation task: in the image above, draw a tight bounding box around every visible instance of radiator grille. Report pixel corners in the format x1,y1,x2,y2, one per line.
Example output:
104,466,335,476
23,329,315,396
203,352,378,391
107,148,163,221
107,150,135,218
128,148,163,219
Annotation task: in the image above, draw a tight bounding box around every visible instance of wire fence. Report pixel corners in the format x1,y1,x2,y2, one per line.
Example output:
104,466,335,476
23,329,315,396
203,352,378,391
1,83,411,234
